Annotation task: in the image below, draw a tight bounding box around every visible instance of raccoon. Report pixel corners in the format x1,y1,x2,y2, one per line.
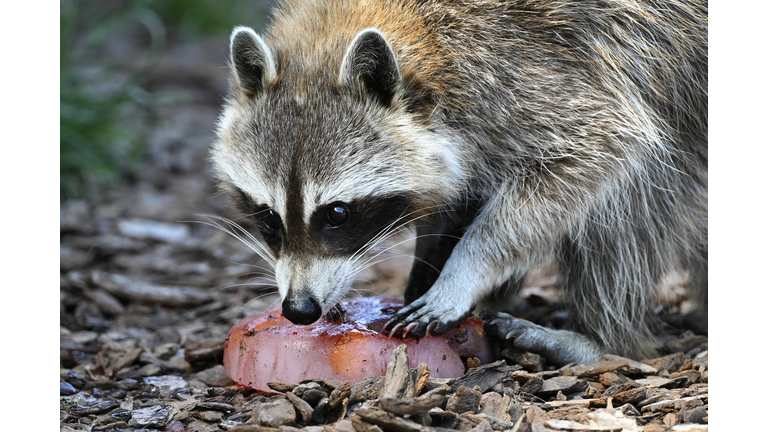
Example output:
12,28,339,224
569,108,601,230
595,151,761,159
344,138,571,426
211,0,707,365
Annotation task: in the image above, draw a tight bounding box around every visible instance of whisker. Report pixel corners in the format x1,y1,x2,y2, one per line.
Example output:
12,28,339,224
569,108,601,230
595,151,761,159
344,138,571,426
348,206,423,263
186,214,277,268
349,205,447,263
348,285,378,299
227,261,277,277
335,208,452,284
355,231,457,276
351,205,454,263
204,214,276,265
216,281,277,294
238,291,281,315
350,280,378,292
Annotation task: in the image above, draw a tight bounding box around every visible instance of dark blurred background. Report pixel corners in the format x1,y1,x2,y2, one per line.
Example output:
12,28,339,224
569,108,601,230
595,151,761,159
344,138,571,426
60,0,274,201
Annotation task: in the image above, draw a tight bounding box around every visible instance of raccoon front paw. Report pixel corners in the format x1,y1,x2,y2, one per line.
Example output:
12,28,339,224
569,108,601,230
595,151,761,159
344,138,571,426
382,297,470,338
483,312,604,366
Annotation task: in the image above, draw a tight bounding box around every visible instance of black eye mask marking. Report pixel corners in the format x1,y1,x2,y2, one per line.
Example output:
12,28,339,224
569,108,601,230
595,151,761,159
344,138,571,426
230,187,284,254
230,188,422,260
310,194,417,256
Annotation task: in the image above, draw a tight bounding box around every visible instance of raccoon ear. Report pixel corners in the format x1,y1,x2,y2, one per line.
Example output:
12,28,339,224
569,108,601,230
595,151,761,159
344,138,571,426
339,28,401,106
229,26,277,96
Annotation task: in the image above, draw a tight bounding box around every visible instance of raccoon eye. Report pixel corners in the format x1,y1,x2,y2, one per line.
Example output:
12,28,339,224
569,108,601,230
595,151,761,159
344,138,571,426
261,208,282,231
326,203,349,227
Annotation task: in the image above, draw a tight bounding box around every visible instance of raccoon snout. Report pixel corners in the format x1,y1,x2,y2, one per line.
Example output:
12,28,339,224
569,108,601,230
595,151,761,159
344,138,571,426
282,295,322,325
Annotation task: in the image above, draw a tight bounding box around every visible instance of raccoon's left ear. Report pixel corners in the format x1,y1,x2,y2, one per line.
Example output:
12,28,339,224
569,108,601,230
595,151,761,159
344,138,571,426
339,29,401,106
229,26,277,96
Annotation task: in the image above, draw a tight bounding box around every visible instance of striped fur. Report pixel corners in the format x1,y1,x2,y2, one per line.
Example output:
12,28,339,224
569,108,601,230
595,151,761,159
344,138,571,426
211,0,707,364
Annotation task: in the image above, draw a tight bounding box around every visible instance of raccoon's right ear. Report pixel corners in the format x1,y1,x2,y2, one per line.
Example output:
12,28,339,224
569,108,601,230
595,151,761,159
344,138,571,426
339,28,401,106
229,26,277,96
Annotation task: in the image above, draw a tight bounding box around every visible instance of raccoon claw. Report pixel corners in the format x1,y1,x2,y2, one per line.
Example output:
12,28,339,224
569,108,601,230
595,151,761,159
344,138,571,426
478,309,497,321
325,303,345,322
385,321,405,337
403,322,418,335
382,299,468,338
386,319,436,338
483,312,604,366
486,316,525,339
382,299,424,335
426,320,440,335
484,312,539,342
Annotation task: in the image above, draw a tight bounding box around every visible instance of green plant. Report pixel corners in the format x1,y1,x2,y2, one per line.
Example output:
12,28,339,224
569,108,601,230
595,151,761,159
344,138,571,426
60,0,271,201
140,0,272,38
60,1,167,201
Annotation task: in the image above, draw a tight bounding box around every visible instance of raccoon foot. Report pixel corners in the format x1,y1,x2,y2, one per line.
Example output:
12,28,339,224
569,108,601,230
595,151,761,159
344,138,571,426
324,303,345,323
482,311,604,366
382,296,471,338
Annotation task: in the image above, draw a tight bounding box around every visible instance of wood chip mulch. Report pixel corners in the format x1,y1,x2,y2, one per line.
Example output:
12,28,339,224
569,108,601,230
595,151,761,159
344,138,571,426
61,318,708,432
60,27,708,432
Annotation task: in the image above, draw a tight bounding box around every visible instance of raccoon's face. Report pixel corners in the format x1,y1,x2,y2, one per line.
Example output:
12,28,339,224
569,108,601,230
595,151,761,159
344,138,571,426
212,27,462,325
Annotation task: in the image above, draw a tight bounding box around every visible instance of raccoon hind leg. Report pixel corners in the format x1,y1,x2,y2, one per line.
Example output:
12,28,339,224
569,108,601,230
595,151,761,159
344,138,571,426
558,216,663,361
682,231,708,335
486,219,662,365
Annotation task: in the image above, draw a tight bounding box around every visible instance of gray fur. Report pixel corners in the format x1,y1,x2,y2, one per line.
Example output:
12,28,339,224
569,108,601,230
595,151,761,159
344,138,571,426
212,0,707,365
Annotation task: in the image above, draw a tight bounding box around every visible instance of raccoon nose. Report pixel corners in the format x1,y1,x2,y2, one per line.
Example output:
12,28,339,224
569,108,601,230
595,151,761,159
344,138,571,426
281,295,322,325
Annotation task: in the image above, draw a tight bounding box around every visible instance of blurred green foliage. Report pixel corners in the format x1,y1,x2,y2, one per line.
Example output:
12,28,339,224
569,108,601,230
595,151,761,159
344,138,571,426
60,0,271,201
144,0,272,38
60,2,162,201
